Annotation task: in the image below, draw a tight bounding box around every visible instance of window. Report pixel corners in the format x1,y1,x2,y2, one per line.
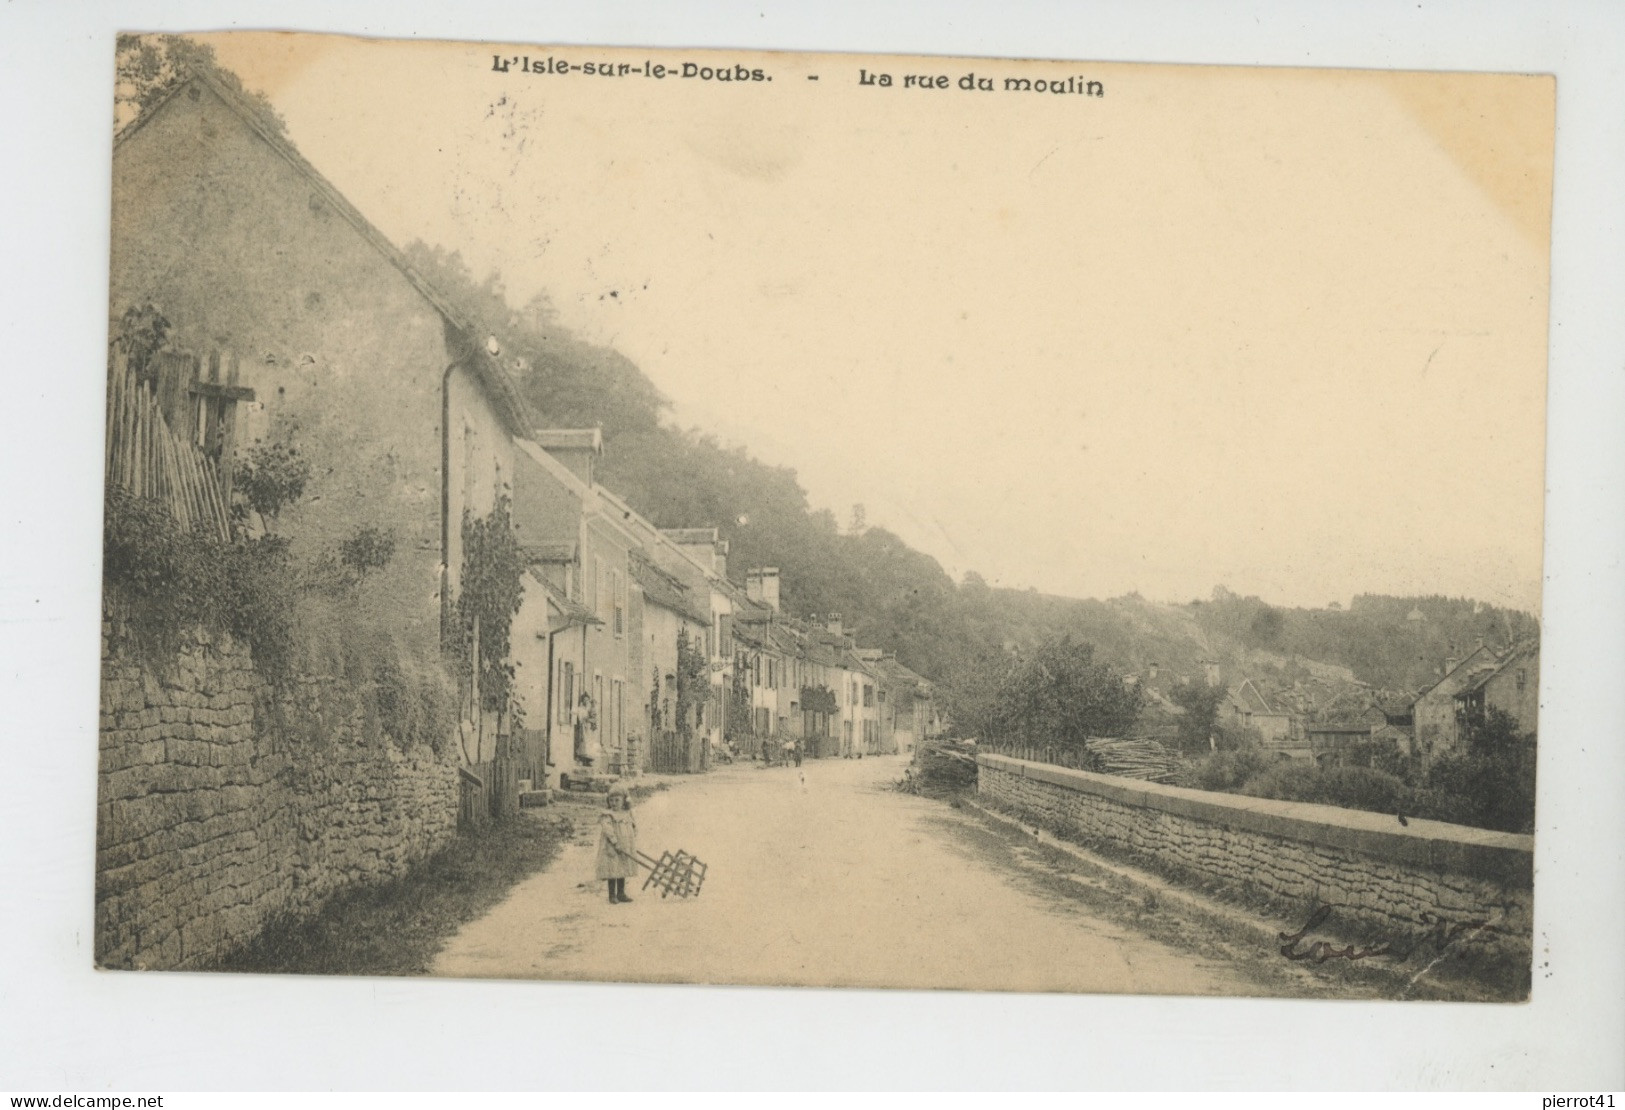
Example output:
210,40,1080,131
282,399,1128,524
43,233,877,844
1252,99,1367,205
613,679,625,745
611,569,624,636
592,557,602,617
719,613,733,655
558,661,575,725
863,683,874,708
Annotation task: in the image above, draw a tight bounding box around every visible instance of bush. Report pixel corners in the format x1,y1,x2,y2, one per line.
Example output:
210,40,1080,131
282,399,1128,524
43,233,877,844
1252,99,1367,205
103,488,293,674
1175,747,1275,793
374,643,458,756
1242,761,1414,815
237,442,311,522
1339,737,1413,780
1422,748,1536,834
340,525,396,580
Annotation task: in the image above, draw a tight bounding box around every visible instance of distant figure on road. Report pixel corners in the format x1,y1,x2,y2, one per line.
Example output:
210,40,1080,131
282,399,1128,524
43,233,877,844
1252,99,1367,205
760,737,773,765
782,737,796,767
596,787,638,905
790,738,802,767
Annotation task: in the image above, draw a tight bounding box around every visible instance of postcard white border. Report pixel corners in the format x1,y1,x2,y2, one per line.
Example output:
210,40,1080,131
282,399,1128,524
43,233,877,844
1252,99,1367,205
1,0,1621,1091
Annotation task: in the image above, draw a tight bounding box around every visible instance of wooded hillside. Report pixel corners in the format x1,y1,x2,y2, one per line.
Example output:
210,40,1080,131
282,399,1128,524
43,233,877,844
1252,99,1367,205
403,243,1539,724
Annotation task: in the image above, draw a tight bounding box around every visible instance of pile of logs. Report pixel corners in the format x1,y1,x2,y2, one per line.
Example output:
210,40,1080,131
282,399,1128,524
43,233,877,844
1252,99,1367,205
1083,736,1178,783
980,736,1180,783
901,738,980,798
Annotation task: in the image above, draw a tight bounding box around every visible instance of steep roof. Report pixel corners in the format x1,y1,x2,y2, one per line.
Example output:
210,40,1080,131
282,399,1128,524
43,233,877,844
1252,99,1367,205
1411,643,1499,704
522,570,600,629
1226,679,1276,715
630,551,707,624
1457,643,1539,697
117,66,533,436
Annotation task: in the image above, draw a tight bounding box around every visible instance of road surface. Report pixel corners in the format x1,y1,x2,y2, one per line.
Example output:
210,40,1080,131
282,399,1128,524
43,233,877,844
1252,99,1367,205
433,754,1317,995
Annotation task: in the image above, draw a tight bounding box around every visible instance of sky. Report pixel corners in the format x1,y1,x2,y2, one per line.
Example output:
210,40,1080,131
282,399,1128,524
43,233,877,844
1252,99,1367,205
198,32,1553,612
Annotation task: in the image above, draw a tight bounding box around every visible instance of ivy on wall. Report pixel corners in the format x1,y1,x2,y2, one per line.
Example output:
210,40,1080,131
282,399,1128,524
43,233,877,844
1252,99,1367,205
673,627,709,742
452,496,525,720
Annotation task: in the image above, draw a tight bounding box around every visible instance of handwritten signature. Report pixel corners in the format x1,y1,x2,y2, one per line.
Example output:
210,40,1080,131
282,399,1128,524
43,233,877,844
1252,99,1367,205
1277,903,1390,963
1277,903,1501,964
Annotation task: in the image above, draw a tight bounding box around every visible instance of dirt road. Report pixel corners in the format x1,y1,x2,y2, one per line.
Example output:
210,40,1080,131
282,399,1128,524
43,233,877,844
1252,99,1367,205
432,755,1328,995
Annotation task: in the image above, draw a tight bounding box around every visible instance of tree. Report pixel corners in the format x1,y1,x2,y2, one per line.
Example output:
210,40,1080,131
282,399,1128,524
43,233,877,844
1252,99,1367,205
1171,682,1226,755
115,34,286,136
1425,706,1537,834
1245,604,1285,650
986,636,1143,748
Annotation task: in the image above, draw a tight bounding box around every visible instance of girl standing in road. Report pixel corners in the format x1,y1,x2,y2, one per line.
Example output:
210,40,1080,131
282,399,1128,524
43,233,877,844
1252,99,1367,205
596,786,639,904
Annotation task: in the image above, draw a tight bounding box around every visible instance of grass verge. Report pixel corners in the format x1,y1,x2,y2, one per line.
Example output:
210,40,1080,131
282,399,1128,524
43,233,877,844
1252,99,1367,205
210,811,572,977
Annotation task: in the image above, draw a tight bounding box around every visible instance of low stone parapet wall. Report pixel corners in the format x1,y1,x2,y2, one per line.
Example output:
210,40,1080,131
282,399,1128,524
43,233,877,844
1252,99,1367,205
977,754,1533,955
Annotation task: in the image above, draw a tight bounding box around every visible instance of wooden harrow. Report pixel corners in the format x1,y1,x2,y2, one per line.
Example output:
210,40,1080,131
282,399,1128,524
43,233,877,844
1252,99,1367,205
636,849,708,899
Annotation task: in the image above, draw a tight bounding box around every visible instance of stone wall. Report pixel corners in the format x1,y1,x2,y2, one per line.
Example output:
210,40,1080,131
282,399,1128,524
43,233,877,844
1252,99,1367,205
978,754,1533,956
97,623,459,970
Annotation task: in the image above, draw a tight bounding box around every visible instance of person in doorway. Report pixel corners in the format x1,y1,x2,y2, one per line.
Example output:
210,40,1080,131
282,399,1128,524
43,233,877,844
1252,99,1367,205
573,693,595,768
596,786,638,904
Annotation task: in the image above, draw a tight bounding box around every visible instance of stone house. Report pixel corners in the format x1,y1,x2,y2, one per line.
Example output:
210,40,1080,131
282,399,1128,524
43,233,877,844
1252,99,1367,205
654,528,739,751
1304,705,1395,765
110,67,531,755
1222,679,1295,747
843,645,883,757
1411,644,1501,764
510,432,647,780
630,549,709,741
873,656,934,755
1453,643,1540,740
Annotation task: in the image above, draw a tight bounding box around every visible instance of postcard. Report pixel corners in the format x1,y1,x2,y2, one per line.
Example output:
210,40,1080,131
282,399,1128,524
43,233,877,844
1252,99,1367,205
99,31,1552,1002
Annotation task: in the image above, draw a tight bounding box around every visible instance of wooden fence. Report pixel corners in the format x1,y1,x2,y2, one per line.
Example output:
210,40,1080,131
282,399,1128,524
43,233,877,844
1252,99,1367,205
648,730,707,774
105,350,232,541
457,757,522,831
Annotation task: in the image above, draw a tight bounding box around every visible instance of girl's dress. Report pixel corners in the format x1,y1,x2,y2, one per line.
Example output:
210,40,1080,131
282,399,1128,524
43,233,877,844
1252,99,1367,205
595,807,638,880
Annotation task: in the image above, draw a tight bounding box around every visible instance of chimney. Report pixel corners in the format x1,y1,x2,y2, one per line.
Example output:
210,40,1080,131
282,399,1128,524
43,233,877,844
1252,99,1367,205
746,567,781,612
660,528,725,577
826,613,843,637
1148,662,1159,680
1444,656,1459,675
535,428,603,486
